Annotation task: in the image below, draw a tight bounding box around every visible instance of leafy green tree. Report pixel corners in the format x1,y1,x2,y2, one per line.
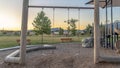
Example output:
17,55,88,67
86,24,92,33
69,19,78,36
59,27,64,35
65,18,78,36
32,11,51,43
32,11,51,35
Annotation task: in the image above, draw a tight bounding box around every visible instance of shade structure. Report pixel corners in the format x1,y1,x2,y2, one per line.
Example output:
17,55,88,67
86,0,120,8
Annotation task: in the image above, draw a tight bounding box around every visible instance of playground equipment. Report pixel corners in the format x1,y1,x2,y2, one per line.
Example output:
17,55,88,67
114,28,120,53
82,36,106,48
4,0,94,64
82,37,93,48
87,0,120,63
4,0,120,65
82,23,94,48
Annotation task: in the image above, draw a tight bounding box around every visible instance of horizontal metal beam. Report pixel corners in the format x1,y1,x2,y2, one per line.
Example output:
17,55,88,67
86,0,106,4
28,5,94,9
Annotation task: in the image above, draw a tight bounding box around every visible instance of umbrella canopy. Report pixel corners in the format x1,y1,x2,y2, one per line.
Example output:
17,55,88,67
86,0,120,8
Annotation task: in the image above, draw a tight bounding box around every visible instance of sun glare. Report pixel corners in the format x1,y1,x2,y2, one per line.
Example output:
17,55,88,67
0,14,20,30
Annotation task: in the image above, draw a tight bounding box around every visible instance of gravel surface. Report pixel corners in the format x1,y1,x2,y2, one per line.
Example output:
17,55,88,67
0,43,120,68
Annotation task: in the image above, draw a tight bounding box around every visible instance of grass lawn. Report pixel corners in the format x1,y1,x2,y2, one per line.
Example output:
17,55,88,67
0,34,89,49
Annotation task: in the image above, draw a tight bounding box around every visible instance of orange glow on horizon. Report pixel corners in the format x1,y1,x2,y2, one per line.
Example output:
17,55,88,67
0,11,90,31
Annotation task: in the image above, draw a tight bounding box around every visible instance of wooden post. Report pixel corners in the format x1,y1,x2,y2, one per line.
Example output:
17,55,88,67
20,0,29,64
94,0,100,64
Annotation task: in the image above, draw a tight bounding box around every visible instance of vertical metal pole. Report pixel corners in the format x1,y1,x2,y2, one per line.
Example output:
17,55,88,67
105,0,108,48
78,9,80,37
68,8,70,36
68,8,70,21
111,0,114,49
92,22,94,37
100,22,102,38
53,8,55,28
100,22,103,47
78,9,80,30
20,0,29,64
116,22,119,40
94,0,100,64
78,9,80,53
41,8,44,44
52,8,55,43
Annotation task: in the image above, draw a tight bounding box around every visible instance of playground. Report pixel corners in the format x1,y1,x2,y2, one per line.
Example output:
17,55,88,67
1,0,120,68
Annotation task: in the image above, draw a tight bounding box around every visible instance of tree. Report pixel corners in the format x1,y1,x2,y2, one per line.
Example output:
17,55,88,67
86,24,93,33
59,27,64,35
65,18,78,36
32,11,51,43
114,20,120,27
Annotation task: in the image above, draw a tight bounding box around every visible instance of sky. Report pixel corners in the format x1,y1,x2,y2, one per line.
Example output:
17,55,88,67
0,0,120,31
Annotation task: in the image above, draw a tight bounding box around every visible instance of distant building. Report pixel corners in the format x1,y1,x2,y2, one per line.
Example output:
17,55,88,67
14,31,21,35
4,31,14,35
27,30,35,35
0,30,21,36
63,30,68,35
51,28,60,35
76,30,86,35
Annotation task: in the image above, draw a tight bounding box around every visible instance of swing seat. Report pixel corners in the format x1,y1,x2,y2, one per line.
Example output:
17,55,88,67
114,28,120,35
114,28,120,53
16,39,31,45
61,38,72,42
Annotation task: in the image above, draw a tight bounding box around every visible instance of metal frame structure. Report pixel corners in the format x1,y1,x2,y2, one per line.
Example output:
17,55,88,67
28,5,94,9
87,0,114,48
19,0,95,64
87,0,120,64
6,0,120,65
104,0,118,49
105,0,108,48
87,0,119,50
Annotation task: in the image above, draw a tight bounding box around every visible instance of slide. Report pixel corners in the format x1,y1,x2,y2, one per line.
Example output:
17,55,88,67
114,28,120,35
114,28,120,54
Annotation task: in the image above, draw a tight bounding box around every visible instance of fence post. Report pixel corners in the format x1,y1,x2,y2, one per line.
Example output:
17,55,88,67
20,0,29,64
94,0,100,64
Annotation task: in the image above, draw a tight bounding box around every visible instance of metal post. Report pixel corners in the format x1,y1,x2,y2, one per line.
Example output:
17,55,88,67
20,0,29,64
52,8,55,43
94,0,100,64
116,22,119,40
78,9,80,30
68,8,70,21
28,6,94,9
53,8,55,30
101,22,102,38
110,0,114,49
68,8,70,36
78,9,80,37
41,8,44,44
105,0,108,48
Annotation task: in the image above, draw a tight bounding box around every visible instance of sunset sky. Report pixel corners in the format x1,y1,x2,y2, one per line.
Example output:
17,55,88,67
0,0,120,31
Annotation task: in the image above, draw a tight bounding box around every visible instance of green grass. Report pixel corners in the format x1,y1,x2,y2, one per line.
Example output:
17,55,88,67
0,34,89,49
0,36,20,48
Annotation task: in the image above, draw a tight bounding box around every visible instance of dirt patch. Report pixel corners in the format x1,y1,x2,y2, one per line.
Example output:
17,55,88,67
0,43,120,68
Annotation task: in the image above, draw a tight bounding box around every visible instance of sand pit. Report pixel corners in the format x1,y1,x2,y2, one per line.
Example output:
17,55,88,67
0,43,120,68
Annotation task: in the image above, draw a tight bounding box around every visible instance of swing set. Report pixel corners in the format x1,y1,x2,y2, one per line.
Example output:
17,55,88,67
4,0,94,64
5,0,120,65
